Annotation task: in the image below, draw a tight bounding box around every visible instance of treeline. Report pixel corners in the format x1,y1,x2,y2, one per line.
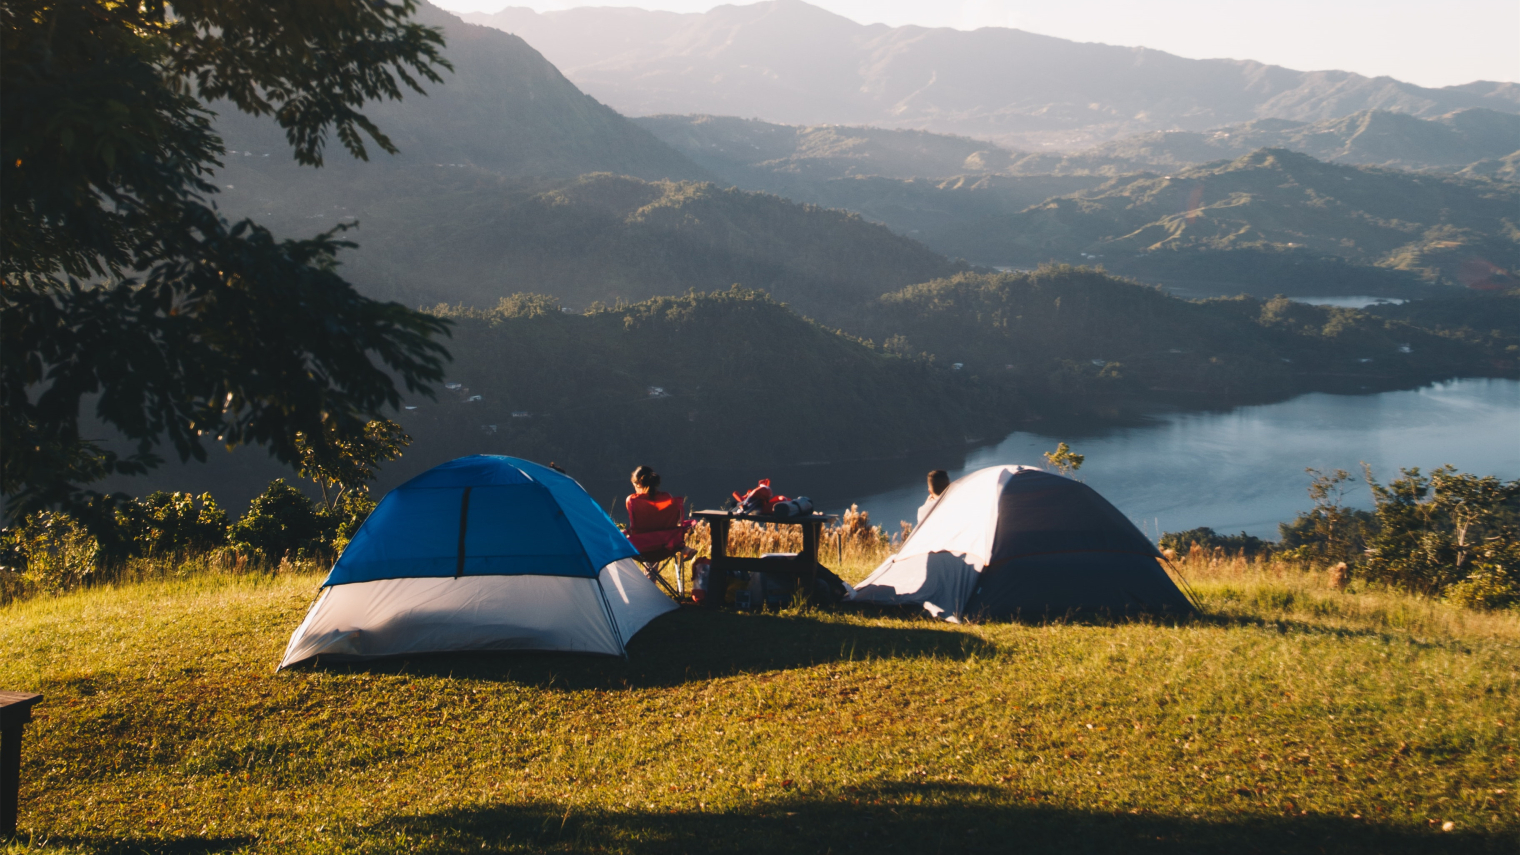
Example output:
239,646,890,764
1163,467,1520,610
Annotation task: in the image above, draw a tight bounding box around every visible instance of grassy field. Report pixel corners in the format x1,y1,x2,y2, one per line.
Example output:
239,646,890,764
2,553,1517,854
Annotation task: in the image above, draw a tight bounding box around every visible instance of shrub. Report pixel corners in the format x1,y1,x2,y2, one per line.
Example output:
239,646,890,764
228,480,333,563
1445,566,1520,610
1160,527,1273,558
7,512,102,596
114,492,229,560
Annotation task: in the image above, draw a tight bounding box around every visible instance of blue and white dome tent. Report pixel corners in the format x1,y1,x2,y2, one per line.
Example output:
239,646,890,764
279,456,676,668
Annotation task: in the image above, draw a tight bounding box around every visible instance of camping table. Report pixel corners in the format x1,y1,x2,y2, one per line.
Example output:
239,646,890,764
0,691,41,838
690,510,838,608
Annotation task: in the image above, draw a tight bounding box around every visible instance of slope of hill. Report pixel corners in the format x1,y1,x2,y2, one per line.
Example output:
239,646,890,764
638,110,1520,187
635,115,1024,182
213,2,705,184
932,150,1519,291
1084,108,1520,172
400,289,996,479
90,289,1003,511
1459,150,1520,182
215,163,967,317
467,0,1520,150
861,267,1515,401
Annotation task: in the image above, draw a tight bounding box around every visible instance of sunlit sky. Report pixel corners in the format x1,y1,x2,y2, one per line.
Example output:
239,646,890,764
432,0,1520,88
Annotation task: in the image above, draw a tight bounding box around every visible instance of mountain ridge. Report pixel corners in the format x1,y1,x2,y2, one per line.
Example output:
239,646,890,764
213,2,707,184
467,0,1520,149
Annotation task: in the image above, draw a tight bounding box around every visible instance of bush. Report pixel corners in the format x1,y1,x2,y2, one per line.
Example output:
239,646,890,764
1445,567,1520,610
228,480,334,563
5,512,102,596
114,492,229,560
1160,527,1273,558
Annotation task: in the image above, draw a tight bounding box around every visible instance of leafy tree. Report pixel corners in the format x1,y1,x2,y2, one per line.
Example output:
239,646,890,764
1043,442,1084,477
1361,465,1520,600
1,1,453,525
1276,468,1374,566
295,418,411,513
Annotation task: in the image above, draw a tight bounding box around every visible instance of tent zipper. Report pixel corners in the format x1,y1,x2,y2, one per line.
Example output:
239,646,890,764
455,487,473,578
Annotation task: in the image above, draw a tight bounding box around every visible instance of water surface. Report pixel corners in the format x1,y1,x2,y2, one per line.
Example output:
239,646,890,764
1292,296,1407,309
828,379,1520,540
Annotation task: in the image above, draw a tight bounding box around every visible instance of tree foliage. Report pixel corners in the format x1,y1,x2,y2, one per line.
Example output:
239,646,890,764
226,479,331,562
1042,442,1084,477
1361,465,1520,604
1159,527,1273,558
111,490,228,560
1,1,453,522
296,418,411,513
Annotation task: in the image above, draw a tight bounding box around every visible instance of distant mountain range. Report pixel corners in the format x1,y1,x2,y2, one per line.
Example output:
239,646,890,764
621,114,1519,293
1082,108,1520,172
637,108,1520,185
466,0,1520,149
209,2,1514,312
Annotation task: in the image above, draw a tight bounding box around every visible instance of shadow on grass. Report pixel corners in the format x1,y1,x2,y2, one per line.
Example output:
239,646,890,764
20,835,255,855
369,781,1502,854
846,601,1455,649
314,606,995,689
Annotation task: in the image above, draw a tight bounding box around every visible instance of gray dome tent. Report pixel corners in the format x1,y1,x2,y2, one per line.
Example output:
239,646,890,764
848,466,1195,620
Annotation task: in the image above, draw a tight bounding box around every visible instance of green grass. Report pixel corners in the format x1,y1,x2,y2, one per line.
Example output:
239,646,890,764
2,560,1517,854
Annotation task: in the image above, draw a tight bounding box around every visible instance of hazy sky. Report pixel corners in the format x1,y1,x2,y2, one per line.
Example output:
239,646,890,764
433,0,1520,88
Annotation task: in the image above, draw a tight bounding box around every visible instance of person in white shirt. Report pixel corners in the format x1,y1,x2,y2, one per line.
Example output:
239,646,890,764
917,469,950,525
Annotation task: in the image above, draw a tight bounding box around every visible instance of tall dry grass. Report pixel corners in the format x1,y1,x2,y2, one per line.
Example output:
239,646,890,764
1168,543,1520,641
683,504,897,580
0,548,328,607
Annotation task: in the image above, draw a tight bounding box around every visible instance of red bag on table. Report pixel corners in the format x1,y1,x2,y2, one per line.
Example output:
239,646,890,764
733,479,788,514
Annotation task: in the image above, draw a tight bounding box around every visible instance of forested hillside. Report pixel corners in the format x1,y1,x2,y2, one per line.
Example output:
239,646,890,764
862,267,1517,401
217,165,965,316
401,289,997,476
638,110,1520,188
933,150,1519,291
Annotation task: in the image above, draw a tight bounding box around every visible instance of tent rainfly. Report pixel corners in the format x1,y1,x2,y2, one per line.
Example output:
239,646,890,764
279,455,675,668
848,466,1194,621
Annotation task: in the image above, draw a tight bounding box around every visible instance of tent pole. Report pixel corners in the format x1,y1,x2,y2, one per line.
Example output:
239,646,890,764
594,574,629,660
1162,557,1204,613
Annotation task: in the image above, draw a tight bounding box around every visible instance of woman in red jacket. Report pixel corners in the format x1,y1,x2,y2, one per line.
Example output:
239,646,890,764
625,466,695,558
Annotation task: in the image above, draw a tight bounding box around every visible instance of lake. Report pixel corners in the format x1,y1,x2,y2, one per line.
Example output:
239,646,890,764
645,378,1519,542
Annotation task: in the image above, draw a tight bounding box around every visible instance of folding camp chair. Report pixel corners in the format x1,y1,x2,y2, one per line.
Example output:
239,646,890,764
626,494,695,598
